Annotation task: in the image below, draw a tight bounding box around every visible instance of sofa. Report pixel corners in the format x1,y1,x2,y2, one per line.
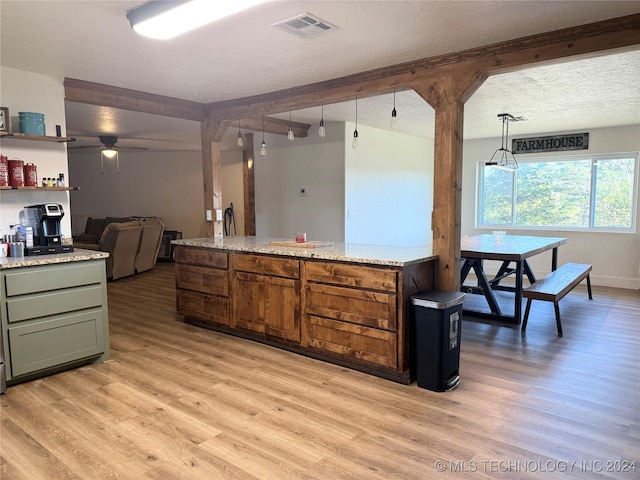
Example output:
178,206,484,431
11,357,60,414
73,216,165,280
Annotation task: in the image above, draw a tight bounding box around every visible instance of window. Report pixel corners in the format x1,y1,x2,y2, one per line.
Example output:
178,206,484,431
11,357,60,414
477,153,638,231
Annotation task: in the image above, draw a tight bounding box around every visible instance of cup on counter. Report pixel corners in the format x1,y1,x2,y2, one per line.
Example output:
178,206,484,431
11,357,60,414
492,230,506,244
9,242,25,258
0,242,8,258
295,232,307,243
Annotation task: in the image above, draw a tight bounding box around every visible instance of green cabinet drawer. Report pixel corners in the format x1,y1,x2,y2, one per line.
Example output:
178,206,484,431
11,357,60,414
4,261,104,297
8,308,105,377
6,285,103,323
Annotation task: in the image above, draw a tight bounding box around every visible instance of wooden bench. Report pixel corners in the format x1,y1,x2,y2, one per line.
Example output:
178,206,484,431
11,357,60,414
522,262,593,337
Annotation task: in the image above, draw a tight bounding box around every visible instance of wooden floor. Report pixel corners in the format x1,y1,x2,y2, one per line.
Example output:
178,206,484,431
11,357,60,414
1,263,638,479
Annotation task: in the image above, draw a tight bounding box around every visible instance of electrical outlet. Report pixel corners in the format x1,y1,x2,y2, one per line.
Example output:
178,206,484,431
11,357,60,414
216,209,223,222
299,186,308,196
206,210,212,221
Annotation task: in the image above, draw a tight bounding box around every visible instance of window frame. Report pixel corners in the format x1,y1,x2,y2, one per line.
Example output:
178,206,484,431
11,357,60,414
475,152,639,233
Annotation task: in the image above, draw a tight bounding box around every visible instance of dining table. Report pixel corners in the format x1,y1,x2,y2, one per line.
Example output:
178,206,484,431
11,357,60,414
460,234,567,324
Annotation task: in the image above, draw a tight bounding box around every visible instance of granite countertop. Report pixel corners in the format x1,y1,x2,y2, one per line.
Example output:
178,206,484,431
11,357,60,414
173,236,436,266
0,249,109,270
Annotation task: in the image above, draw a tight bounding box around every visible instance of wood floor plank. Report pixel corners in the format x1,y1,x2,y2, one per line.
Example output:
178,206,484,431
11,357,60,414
1,263,638,480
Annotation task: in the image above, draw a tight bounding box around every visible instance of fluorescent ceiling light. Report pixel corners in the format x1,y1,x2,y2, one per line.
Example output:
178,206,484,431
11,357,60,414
127,0,266,40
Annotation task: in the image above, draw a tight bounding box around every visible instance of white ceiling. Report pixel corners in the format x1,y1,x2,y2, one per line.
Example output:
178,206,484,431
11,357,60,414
1,1,639,151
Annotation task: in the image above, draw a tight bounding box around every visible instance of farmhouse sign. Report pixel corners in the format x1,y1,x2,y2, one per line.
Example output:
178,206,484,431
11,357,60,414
512,133,589,154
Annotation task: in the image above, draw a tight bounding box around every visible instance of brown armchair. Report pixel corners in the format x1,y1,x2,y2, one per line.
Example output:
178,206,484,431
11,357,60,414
135,217,165,273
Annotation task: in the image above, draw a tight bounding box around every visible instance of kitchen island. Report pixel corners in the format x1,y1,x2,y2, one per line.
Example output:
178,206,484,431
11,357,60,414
173,237,437,383
1,250,110,389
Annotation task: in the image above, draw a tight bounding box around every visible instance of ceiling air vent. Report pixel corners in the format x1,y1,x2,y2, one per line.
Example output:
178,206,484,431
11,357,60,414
272,13,337,38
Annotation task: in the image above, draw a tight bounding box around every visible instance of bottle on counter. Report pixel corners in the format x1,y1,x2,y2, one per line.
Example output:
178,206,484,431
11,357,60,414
58,173,65,187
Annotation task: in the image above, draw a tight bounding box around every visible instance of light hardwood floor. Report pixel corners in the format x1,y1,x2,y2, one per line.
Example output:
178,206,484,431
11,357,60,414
1,263,638,479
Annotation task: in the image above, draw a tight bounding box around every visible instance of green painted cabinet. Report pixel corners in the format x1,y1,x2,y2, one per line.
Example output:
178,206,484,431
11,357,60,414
1,259,110,384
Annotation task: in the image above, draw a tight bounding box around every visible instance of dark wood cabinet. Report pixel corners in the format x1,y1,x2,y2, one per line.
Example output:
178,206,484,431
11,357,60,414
174,245,434,383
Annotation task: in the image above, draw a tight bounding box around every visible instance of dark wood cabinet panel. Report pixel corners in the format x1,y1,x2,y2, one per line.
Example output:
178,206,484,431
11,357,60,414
265,276,300,342
304,261,396,291
304,283,396,331
176,264,228,297
175,246,228,269
177,290,229,326
304,315,397,369
232,253,299,279
231,271,266,334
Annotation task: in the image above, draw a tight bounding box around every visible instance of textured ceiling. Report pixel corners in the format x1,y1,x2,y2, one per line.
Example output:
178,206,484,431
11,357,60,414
1,1,639,151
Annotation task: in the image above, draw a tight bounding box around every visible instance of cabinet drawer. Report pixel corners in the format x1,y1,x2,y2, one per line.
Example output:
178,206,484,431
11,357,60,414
176,264,228,297
305,261,397,292
305,283,397,331
177,290,230,326
175,246,228,269
232,253,299,279
304,315,397,369
6,285,103,323
4,261,103,297
9,308,105,377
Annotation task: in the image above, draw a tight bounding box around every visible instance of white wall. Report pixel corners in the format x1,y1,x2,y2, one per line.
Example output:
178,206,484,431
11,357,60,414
254,122,345,242
68,148,244,239
345,122,434,247
462,124,640,289
0,67,71,240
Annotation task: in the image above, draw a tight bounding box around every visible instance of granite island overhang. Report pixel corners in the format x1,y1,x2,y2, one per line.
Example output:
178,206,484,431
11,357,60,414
173,237,437,383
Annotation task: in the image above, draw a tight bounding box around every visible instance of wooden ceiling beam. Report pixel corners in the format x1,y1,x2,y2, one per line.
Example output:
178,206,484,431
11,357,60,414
205,13,640,120
238,117,310,138
64,78,207,122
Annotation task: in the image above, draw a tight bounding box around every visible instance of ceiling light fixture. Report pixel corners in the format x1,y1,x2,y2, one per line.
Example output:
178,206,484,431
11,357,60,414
237,120,244,148
486,113,519,170
260,115,267,156
100,149,119,175
390,90,397,129
318,104,326,138
287,111,295,142
127,0,266,40
352,97,359,149
99,135,120,174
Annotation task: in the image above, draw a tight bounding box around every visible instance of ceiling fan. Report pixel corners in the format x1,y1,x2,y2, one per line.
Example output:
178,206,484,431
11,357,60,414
68,135,149,152
69,135,148,174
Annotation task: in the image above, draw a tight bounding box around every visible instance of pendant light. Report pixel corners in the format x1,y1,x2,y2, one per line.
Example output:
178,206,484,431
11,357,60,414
486,113,519,169
237,120,244,148
260,115,267,156
318,104,326,138
390,90,397,129
287,111,295,142
352,97,359,149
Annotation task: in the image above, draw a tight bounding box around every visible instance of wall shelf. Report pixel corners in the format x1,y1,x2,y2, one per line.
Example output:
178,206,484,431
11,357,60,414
0,186,79,191
0,131,76,143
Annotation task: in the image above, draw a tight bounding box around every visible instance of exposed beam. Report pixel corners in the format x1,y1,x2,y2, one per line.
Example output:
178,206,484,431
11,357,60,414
239,117,310,138
205,13,640,120
64,78,207,121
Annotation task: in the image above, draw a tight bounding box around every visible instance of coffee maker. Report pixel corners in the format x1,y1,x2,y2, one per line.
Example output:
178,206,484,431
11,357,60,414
24,203,74,255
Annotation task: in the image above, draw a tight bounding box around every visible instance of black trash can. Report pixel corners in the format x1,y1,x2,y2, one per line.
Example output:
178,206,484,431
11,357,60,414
411,290,464,392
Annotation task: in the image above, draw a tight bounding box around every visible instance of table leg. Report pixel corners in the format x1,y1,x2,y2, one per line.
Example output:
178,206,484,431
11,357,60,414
461,258,502,315
523,260,537,284
514,260,524,323
552,247,559,271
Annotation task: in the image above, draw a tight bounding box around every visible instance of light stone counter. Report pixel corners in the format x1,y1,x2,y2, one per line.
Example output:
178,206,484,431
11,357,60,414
173,236,436,266
0,249,108,270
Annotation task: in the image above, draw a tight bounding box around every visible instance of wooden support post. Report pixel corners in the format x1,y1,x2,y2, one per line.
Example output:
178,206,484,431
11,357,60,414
414,71,486,291
243,133,256,236
201,117,225,238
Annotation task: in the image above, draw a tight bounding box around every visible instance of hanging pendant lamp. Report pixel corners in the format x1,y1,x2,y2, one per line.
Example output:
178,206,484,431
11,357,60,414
318,104,326,138
287,111,295,142
237,120,244,148
260,115,267,156
352,97,359,149
486,113,518,169
390,90,397,129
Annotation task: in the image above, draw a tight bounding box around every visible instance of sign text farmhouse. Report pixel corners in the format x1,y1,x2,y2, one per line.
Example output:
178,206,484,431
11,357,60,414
512,133,589,154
